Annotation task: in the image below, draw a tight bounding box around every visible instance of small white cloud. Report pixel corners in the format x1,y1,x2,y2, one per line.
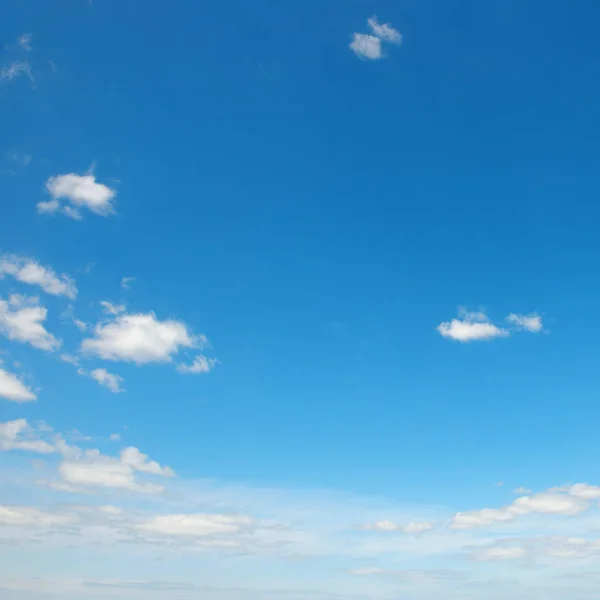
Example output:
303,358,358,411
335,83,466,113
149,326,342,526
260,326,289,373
470,545,527,561
136,513,253,538
100,301,126,315
0,255,77,299
177,354,218,374
89,368,124,393
0,367,36,402
81,313,197,365
0,295,61,351
363,519,433,533
368,16,402,44
121,276,135,290
0,419,54,453
18,33,32,51
40,173,116,218
0,505,75,528
506,313,543,333
0,61,32,83
513,486,533,495
109,433,121,442
350,33,382,60
437,310,509,342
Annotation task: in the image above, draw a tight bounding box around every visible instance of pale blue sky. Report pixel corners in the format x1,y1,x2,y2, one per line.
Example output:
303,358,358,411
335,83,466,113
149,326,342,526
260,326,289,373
2,1,600,598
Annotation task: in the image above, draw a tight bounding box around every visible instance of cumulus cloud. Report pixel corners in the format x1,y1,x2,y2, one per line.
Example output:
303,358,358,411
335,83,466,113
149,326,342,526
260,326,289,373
0,366,36,402
506,313,543,333
59,447,172,494
0,295,61,351
368,16,402,44
0,419,54,453
81,312,198,365
89,368,124,393
437,310,508,342
177,354,218,374
39,173,116,219
363,519,434,533
0,255,77,298
350,16,401,60
451,491,589,530
349,34,382,60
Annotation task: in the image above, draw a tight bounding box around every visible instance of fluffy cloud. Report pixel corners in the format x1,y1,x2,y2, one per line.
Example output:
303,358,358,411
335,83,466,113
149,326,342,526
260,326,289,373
363,519,434,533
0,255,77,298
58,446,174,494
0,366,36,402
0,419,54,453
349,34,382,60
437,310,509,342
89,368,124,393
451,491,589,530
0,295,61,351
177,354,218,374
38,173,116,219
81,312,197,364
506,313,543,333
368,16,402,44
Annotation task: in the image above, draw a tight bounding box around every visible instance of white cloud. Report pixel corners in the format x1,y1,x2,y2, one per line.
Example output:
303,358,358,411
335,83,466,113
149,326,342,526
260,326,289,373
451,491,589,530
89,368,124,393
513,486,533,495
81,312,197,364
349,34,382,60
121,276,135,289
437,310,509,342
363,519,434,533
136,513,253,537
58,446,174,494
567,484,600,499
0,295,61,351
0,505,75,528
0,367,36,402
470,545,527,561
18,33,32,51
0,61,32,83
177,354,218,374
39,173,116,218
506,313,543,333
368,16,402,44
0,419,54,453
0,255,77,298
60,353,80,367
100,301,126,315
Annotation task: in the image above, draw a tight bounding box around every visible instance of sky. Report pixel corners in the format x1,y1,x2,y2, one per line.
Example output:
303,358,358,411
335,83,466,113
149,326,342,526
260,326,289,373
2,0,600,598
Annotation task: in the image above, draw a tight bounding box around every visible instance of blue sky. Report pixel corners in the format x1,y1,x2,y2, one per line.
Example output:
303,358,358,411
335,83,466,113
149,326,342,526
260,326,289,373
2,1,600,598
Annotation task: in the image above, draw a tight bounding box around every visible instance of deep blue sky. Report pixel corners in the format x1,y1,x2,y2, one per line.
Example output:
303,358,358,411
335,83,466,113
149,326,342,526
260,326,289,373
2,2,600,597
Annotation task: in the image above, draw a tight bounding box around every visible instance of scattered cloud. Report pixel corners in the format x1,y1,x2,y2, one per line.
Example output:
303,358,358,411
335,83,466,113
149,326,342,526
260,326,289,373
18,33,32,51
88,368,124,393
470,545,527,561
437,309,509,342
60,353,80,367
81,312,198,365
121,276,135,290
451,490,590,530
350,34,382,60
0,419,54,453
0,61,32,83
506,312,543,333
0,295,61,351
100,300,126,315
0,505,75,528
0,254,77,299
350,16,401,60
0,366,36,402
367,17,402,44
39,173,116,219
514,486,533,495
177,354,218,374
362,519,434,534
136,513,253,538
